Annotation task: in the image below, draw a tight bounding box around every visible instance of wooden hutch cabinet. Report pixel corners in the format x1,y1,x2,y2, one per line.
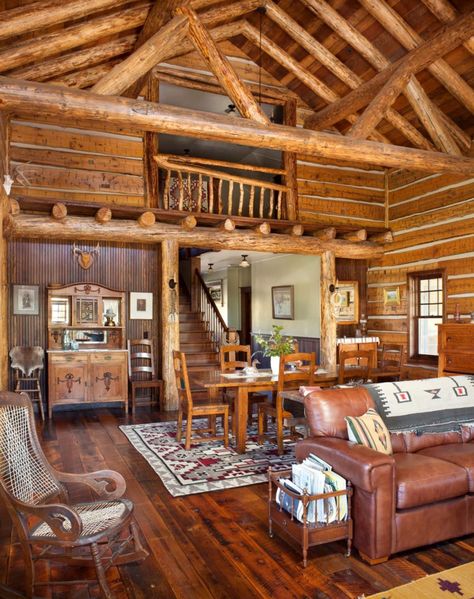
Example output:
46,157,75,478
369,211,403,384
438,323,474,377
47,283,128,417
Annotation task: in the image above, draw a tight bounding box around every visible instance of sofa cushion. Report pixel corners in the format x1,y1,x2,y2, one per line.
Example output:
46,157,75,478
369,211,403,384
346,408,393,455
418,444,474,492
461,424,474,443
393,453,468,509
403,430,462,453
304,387,374,438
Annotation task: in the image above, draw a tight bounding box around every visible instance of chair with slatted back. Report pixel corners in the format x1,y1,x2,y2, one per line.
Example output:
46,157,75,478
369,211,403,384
0,391,148,599
372,343,403,382
9,346,45,421
173,350,229,450
338,349,374,385
258,352,316,455
219,344,267,424
127,339,163,415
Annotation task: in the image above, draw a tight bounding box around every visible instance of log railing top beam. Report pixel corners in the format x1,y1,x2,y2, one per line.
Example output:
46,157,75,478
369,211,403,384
1,77,474,174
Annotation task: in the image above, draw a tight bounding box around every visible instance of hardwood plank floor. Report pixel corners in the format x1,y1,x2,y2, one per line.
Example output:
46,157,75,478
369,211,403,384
1,406,473,598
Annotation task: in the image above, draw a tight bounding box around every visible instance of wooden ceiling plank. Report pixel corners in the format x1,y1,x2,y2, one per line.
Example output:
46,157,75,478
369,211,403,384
358,0,474,114
1,77,474,174
0,0,131,42
179,6,268,123
420,0,474,55
301,0,467,153
91,0,261,96
10,36,136,83
0,3,150,74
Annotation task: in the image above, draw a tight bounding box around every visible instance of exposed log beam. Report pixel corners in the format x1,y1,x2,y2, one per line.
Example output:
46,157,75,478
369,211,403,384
180,7,268,123
421,0,474,55
340,229,367,242
254,222,271,235
91,0,261,96
369,230,393,244
95,207,112,224
180,215,197,230
263,0,433,151
1,78,473,174
138,211,156,227
0,3,150,73
313,227,336,240
51,203,67,220
9,198,20,216
347,10,474,142
50,61,121,90
218,218,236,232
5,213,384,259
301,0,468,152
358,0,474,114
0,0,132,42
284,224,304,236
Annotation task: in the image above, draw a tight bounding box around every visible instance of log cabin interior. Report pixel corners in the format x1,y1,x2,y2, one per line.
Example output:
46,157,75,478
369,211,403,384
0,0,474,597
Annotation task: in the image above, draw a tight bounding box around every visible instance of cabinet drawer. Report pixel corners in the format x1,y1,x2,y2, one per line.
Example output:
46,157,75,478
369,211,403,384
49,353,88,365
442,333,472,351
443,352,474,373
89,352,126,363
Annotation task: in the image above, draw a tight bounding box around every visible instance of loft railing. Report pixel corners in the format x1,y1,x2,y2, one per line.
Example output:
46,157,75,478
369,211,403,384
194,268,229,349
154,153,289,220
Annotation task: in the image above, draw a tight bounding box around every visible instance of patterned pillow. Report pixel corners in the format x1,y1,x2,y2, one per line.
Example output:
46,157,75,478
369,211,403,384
345,408,393,455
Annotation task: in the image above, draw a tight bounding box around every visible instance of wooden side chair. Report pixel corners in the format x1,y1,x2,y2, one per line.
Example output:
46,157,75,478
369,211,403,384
338,349,374,385
0,391,148,599
127,338,163,415
372,343,404,382
220,344,267,423
173,350,229,450
258,352,316,456
9,346,45,421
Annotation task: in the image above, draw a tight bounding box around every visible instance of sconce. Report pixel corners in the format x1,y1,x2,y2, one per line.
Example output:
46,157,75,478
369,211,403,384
168,278,177,290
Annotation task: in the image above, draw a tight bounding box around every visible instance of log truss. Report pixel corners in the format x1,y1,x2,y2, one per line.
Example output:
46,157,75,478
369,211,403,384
0,0,472,171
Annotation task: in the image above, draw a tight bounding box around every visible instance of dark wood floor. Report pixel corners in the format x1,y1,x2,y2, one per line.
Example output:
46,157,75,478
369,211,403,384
1,406,473,598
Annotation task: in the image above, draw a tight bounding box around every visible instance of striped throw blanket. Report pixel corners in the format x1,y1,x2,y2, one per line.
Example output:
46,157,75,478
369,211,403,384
365,375,474,434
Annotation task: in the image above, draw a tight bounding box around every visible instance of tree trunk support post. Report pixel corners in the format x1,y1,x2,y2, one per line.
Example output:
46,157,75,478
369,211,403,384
320,250,337,372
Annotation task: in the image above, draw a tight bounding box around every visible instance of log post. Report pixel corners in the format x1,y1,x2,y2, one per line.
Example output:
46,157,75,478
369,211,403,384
160,239,180,410
9,198,20,215
144,76,159,207
283,98,298,220
0,115,10,388
320,251,337,372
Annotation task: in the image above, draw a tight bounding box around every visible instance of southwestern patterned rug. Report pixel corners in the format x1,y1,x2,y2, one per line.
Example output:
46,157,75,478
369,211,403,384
120,419,296,497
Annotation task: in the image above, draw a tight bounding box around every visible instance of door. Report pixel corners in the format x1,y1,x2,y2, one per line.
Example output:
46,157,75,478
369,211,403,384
49,356,88,404
90,353,127,402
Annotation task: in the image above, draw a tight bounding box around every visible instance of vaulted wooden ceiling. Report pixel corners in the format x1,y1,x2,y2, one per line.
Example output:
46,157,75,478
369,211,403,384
0,0,473,167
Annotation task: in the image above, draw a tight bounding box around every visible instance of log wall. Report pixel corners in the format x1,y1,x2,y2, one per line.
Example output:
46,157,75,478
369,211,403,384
367,170,474,379
9,119,145,207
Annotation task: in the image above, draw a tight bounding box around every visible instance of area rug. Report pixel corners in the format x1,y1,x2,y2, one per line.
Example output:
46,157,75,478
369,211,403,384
120,419,296,497
364,561,474,598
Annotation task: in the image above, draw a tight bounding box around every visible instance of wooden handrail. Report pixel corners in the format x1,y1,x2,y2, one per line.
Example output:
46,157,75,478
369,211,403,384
157,153,286,176
194,268,229,347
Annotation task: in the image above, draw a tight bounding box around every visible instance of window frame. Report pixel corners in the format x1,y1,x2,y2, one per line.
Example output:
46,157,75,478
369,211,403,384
407,269,446,364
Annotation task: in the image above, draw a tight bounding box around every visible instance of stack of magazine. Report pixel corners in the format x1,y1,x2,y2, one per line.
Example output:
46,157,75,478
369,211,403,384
275,454,348,525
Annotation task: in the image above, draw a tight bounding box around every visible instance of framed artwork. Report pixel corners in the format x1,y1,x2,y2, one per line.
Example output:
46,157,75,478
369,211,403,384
13,285,39,315
272,285,294,320
130,292,153,319
384,286,401,307
207,280,223,306
334,281,359,324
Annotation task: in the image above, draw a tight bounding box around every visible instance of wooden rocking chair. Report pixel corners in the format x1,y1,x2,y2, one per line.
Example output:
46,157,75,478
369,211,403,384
0,391,148,599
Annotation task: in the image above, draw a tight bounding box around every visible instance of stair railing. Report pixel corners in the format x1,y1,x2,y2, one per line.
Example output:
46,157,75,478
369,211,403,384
154,153,289,220
194,268,229,349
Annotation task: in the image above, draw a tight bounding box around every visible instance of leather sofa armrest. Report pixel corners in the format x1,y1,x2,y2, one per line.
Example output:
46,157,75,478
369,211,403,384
296,437,394,492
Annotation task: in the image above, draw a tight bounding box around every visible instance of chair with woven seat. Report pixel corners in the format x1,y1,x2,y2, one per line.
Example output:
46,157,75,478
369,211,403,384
173,350,229,450
219,344,267,424
338,349,374,385
0,391,148,599
9,345,45,421
258,352,316,455
127,338,163,415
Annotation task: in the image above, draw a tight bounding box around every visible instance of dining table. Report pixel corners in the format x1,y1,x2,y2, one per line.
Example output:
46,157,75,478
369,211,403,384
192,368,337,454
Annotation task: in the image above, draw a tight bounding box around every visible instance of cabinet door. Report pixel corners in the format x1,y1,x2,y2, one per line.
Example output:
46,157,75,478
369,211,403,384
90,356,127,402
50,362,88,403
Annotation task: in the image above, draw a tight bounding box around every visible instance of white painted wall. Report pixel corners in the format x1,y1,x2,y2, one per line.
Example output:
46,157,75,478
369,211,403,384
251,254,321,337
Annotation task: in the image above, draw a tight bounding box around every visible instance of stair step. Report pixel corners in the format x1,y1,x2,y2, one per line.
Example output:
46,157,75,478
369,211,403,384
185,352,218,365
179,312,203,323
180,331,211,342
180,322,209,332
180,341,215,352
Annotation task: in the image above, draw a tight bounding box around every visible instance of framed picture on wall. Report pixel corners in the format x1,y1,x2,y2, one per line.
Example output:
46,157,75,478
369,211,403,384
272,285,294,320
13,285,39,315
334,281,359,324
207,280,223,306
130,292,153,319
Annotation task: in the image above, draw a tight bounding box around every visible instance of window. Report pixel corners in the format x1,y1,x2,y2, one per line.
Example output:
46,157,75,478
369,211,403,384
408,271,445,360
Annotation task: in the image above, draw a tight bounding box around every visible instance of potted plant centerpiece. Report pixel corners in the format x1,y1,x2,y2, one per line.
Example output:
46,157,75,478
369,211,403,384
256,325,295,375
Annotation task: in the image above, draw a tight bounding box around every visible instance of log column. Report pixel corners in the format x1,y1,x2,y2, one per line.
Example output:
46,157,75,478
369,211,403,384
0,115,10,388
320,250,337,372
160,239,180,410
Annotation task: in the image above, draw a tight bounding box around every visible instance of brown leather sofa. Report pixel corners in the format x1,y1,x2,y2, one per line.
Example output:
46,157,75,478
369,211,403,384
296,387,474,564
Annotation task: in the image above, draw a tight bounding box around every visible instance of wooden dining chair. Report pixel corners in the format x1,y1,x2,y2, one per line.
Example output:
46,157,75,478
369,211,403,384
173,350,229,450
372,343,404,382
0,391,148,599
9,346,45,421
258,352,316,455
220,344,267,424
127,339,163,415
338,349,373,385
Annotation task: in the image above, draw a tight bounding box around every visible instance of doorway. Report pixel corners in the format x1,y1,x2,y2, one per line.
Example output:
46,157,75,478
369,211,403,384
240,286,252,345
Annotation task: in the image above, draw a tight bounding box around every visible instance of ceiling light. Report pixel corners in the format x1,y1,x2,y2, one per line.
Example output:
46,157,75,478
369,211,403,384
225,103,236,114
239,255,250,268
208,263,214,271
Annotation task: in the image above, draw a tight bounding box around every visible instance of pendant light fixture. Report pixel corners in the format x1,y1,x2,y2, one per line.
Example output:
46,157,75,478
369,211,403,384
239,255,250,268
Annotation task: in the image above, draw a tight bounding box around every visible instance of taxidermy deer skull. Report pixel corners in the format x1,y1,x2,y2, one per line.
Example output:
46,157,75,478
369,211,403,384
72,243,100,270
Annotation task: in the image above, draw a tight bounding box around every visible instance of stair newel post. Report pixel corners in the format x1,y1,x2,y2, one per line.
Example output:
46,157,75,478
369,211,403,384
160,239,180,410
320,250,337,372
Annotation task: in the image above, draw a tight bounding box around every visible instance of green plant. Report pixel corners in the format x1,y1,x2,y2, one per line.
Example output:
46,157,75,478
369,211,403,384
255,325,295,357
